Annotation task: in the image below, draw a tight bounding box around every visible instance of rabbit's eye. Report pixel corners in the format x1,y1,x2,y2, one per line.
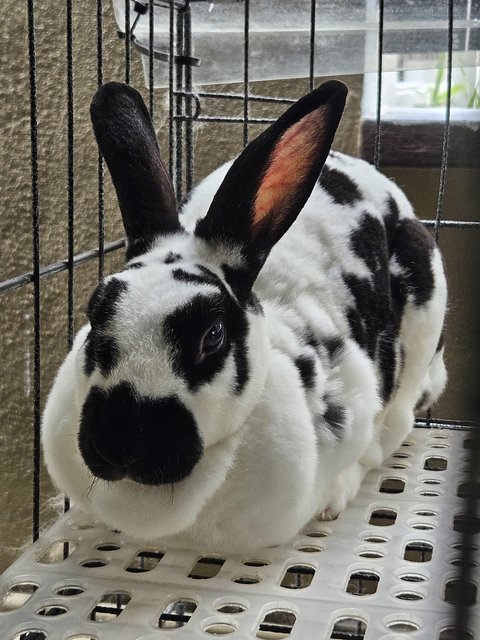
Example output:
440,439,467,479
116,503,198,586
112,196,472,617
199,320,225,359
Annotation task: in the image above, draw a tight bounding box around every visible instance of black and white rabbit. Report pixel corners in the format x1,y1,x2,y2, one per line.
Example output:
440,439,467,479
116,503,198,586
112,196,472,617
42,81,447,551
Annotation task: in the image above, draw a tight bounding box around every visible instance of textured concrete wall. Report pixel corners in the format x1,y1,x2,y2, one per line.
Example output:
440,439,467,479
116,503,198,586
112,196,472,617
0,1,477,574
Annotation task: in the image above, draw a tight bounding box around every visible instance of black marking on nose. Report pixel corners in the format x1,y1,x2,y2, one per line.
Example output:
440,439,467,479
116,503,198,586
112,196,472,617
79,383,203,485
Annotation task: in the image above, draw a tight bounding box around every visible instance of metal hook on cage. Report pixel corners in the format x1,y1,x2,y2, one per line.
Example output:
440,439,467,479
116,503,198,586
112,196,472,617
174,90,201,120
116,0,201,68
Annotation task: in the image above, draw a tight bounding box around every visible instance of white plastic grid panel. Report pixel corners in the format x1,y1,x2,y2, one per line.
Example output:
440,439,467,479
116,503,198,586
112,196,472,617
0,428,477,640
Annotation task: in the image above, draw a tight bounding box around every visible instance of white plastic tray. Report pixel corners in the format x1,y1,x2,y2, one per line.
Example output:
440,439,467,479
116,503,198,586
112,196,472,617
0,428,477,639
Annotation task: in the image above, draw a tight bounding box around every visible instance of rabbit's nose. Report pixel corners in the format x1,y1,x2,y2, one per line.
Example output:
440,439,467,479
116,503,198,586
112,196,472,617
79,382,204,485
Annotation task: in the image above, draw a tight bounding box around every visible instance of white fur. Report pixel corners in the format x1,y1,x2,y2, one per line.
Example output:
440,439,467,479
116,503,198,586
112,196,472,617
42,151,447,552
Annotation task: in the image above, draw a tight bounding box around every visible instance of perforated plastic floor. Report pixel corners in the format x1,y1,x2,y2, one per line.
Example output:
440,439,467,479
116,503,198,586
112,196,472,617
0,428,478,640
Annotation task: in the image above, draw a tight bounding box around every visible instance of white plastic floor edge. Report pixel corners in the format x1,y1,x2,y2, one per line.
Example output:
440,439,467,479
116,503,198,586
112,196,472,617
0,428,478,640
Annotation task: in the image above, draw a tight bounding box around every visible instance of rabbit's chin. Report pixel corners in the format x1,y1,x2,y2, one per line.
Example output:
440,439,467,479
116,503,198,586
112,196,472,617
69,431,242,541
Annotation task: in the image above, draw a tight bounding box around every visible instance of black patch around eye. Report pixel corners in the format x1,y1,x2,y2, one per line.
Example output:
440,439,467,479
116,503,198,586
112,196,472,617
164,252,182,264
294,354,316,390
319,165,362,206
163,292,249,393
323,402,346,439
87,277,128,330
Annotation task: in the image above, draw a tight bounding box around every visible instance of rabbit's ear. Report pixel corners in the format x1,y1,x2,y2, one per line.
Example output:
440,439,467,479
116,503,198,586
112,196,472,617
90,82,179,260
196,80,347,280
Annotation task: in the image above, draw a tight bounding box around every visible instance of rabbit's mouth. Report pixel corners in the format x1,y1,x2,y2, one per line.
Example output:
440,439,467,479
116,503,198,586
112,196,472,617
78,382,204,486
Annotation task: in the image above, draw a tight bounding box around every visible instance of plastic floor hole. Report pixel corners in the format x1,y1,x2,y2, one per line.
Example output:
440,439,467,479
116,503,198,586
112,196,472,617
96,543,121,552
37,604,68,616
439,628,474,640
444,579,477,605
369,508,397,526
158,599,197,629
256,610,297,639
454,514,480,533
0,582,38,612
394,590,424,601
125,549,164,573
330,617,367,640
233,575,262,585
90,591,131,622
188,556,225,579
55,585,84,596
386,619,420,633
346,571,380,596
216,603,247,614
357,549,385,558
204,622,237,635
243,560,269,567
457,482,480,499
280,565,315,589
80,559,107,568
11,632,48,640
399,573,428,583
379,477,405,494
423,456,448,471
404,541,433,562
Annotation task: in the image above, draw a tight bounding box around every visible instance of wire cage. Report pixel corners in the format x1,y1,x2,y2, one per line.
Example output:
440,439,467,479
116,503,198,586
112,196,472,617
0,1,479,639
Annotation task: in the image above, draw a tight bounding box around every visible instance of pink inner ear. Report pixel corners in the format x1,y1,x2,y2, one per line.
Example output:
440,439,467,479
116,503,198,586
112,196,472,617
253,106,328,227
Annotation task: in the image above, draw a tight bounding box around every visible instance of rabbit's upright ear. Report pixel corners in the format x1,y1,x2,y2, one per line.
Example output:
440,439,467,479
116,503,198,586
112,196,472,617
196,80,347,282
90,82,178,260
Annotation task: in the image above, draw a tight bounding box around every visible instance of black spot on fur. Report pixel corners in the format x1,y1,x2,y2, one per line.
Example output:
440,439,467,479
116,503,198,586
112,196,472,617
124,261,143,270
319,165,362,206
294,354,316,390
222,264,264,314
383,195,400,252
79,383,203,485
304,328,319,349
164,252,182,264
163,290,249,393
172,267,220,289
84,278,127,377
87,278,128,330
323,336,345,361
323,402,346,438
83,332,120,377
393,219,435,307
343,213,399,401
